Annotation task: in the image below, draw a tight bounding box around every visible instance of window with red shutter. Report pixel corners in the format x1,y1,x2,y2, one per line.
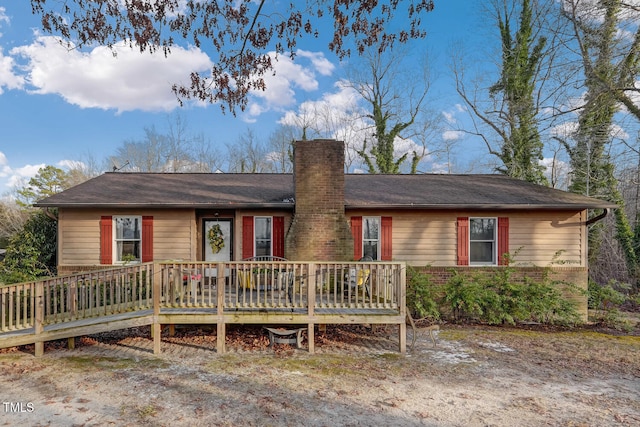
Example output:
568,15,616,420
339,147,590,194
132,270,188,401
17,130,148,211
497,217,509,265
272,216,285,258
351,216,363,260
461,217,508,266
242,216,254,259
457,217,469,266
142,216,153,262
100,216,113,264
381,216,392,261
242,216,285,259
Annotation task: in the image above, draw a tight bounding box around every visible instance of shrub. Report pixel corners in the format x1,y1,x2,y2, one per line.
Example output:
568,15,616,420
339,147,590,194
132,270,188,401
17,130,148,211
442,271,487,322
406,266,440,321
441,253,582,326
588,280,631,329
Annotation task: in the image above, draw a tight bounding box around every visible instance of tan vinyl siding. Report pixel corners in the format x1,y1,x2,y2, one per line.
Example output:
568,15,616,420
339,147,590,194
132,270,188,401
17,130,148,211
509,211,585,266
347,210,587,267
58,208,195,268
153,212,194,261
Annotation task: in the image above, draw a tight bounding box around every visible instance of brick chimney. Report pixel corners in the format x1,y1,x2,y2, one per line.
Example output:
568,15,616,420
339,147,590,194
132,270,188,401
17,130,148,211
285,140,354,261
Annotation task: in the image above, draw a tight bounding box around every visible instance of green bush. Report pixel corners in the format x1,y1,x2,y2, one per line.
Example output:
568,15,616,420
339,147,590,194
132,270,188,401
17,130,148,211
406,266,440,321
0,210,57,284
441,256,581,326
443,271,487,322
588,280,630,329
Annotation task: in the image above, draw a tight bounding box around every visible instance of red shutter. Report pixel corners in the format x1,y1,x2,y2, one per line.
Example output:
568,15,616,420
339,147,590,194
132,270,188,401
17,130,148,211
100,216,113,265
381,216,392,261
498,217,509,265
351,216,363,260
273,216,285,258
141,216,154,262
457,217,469,266
242,216,254,259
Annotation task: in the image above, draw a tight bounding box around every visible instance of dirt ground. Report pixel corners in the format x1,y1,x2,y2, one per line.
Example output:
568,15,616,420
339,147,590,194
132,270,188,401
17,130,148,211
1,321,639,427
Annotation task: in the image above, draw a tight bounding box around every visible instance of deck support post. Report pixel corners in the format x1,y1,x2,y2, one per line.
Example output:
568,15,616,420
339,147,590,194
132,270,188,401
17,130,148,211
68,337,75,350
307,323,314,353
34,282,44,357
216,263,226,354
152,263,161,355
398,322,406,354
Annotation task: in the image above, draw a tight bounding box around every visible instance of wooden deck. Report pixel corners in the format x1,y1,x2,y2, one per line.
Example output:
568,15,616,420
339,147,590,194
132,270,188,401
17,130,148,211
0,261,406,355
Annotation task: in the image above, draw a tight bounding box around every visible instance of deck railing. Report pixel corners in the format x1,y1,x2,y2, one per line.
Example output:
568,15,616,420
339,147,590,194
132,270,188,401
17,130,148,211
0,264,154,334
1,261,406,354
158,261,403,311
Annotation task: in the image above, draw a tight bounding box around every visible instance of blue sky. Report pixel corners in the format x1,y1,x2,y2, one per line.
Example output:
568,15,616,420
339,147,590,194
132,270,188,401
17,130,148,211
0,1,512,193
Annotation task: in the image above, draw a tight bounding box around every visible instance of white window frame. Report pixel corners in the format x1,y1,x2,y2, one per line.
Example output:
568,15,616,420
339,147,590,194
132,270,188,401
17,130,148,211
113,215,142,264
469,217,497,266
254,216,273,257
362,216,381,261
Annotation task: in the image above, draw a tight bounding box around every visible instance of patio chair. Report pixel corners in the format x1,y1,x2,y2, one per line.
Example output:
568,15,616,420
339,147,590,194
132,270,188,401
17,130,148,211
346,256,372,300
236,269,253,290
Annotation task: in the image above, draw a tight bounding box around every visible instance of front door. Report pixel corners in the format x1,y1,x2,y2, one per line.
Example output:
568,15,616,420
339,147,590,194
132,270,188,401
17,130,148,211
203,219,232,262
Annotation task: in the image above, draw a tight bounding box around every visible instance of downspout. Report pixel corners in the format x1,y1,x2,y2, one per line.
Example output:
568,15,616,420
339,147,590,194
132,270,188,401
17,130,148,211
585,208,609,226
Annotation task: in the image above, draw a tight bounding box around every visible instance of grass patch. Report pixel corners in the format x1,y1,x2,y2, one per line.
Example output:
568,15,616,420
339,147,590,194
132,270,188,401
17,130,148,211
60,355,168,370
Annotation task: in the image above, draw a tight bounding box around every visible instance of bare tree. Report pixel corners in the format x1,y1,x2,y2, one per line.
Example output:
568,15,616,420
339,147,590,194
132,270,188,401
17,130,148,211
108,113,222,172
347,46,434,173
226,128,270,173
266,125,297,173
453,0,562,184
32,0,434,113
0,198,29,244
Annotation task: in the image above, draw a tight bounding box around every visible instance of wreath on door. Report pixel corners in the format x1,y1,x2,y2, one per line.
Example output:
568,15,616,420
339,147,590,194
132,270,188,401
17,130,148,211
208,224,225,254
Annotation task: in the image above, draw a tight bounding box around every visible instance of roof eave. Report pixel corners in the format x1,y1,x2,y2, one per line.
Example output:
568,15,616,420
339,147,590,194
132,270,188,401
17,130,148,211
35,202,296,210
344,203,617,210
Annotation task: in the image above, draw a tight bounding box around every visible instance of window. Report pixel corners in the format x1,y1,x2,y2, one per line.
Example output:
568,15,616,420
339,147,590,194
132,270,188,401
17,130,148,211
114,216,141,263
242,216,285,259
362,217,380,260
457,217,508,266
255,217,272,257
469,218,496,265
100,215,152,265
350,216,392,261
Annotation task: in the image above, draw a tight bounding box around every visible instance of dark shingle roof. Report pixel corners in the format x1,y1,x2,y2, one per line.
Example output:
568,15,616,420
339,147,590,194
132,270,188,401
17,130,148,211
34,172,615,210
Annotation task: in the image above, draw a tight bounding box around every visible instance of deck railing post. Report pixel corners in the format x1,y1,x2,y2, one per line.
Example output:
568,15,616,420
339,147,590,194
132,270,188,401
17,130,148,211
152,263,161,355
307,263,316,353
34,282,44,357
398,262,407,354
216,262,225,354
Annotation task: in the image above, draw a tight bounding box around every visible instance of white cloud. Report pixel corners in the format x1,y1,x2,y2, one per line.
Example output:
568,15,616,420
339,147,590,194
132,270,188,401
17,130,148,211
551,121,579,139
5,163,45,189
243,50,335,121
296,50,335,76
442,111,455,124
442,130,464,141
0,47,24,94
57,159,85,170
10,35,212,113
0,6,8,26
